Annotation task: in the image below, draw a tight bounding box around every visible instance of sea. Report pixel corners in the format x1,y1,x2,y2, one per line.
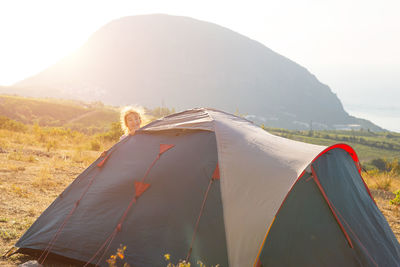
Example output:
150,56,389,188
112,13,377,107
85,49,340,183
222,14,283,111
345,104,400,133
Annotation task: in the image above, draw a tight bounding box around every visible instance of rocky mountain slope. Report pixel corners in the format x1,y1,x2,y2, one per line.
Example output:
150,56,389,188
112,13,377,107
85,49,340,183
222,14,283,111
8,14,382,130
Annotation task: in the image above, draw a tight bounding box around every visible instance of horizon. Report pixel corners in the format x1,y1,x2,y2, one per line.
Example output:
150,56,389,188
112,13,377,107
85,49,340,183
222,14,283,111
0,0,399,131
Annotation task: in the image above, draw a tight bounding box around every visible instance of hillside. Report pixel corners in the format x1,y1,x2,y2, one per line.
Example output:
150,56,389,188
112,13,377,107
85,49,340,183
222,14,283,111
3,14,382,131
0,94,119,133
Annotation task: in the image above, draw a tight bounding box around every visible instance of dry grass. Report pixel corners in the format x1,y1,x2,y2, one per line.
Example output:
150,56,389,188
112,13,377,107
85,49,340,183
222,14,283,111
371,190,400,239
0,128,398,266
363,170,400,192
0,128,101,266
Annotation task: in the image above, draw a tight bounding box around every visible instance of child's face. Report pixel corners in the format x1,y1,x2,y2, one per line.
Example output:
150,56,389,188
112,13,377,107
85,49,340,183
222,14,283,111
126,113,141,132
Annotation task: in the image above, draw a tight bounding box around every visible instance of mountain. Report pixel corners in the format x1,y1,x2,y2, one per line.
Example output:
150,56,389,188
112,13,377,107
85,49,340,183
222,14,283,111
7,14,382,130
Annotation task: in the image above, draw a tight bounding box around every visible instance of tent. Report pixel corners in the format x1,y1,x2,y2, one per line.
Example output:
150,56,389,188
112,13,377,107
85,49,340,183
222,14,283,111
14,108,400,266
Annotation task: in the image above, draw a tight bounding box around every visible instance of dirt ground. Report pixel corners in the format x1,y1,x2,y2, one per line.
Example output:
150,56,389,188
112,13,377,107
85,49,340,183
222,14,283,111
0,145,399,266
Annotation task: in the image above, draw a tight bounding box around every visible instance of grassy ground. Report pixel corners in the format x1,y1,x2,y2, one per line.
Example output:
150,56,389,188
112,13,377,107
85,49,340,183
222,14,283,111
0,126,399,266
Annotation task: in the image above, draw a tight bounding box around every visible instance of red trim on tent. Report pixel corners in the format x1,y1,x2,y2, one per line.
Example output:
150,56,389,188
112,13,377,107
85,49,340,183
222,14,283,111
310,143,376,205
310,165,354,248
135,182,151,198
212,163,220,180
311,143,361,173
97,154,110,167
159,144,175,155
253,143,366,266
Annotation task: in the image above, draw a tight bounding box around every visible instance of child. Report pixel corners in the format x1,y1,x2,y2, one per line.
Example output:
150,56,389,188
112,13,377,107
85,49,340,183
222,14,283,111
120,106,143,139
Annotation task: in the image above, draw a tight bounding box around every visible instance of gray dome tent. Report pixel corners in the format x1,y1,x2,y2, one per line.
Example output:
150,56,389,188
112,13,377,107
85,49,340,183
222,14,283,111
14,108,400,266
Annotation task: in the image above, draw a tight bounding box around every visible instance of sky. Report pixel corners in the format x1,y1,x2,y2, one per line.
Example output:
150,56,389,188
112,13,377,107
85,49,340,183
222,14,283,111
0,0,399,131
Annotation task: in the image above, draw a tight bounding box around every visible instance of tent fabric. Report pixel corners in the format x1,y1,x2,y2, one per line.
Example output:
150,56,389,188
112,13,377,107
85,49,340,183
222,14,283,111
312,148,400,266
258,148,400,267
143,108,328,265
14,108,400,267
17,130,228,266
205,109,325,266
258,171,363,266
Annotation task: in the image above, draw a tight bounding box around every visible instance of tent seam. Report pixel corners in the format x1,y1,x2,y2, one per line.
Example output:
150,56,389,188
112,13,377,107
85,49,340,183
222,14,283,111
204,109,233,266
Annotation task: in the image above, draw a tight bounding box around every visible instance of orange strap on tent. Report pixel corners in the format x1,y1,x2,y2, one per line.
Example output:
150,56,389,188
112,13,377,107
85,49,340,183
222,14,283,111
310,166,354,248
97,153,110,167
332,205,379,267
159,144,174,155
38,169,102,264
212,163,220,180
38,137,132,265
186,163,219,262
134,181,151,198
84,144,175,266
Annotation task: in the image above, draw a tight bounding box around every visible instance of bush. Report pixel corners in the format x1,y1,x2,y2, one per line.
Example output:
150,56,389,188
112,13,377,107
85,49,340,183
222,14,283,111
90,139,101,151
370,158,390,172
46,140,58,152
390,190,400,206
99,122,124,142
0,116,27,132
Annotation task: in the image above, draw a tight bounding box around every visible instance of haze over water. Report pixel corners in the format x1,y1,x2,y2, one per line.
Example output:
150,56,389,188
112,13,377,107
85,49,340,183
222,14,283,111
317,67,400,132
345,102,400,133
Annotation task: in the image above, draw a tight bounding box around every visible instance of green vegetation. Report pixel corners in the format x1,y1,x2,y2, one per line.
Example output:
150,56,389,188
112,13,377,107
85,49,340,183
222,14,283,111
390,190,400,206
262,126,400,163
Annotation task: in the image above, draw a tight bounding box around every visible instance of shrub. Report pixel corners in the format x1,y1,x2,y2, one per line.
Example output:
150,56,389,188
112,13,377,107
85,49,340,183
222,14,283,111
370,158,390,172
388,159,400,175
46,140,58,152
0,116,27,132
390,190,400,206
99,122,124,142
90,139,101,151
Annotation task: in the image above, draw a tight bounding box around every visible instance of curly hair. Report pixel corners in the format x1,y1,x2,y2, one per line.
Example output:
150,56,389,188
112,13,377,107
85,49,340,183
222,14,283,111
120,106,144,135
